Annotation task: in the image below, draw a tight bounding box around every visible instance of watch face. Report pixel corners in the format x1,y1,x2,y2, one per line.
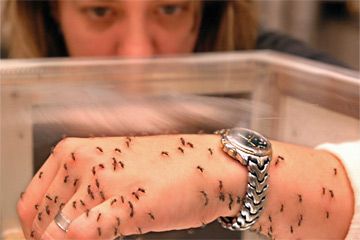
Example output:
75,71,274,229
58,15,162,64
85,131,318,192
226,128,271,156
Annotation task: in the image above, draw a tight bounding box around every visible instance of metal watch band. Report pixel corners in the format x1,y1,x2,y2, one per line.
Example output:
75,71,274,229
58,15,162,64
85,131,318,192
215,129,271,231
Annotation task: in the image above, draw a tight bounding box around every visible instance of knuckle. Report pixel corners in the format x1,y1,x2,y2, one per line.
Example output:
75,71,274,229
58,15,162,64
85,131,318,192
76,146,95,161
16,200,28,222
54,137,78,153
31,219,43,236
67,228,89,240
54,138,94,163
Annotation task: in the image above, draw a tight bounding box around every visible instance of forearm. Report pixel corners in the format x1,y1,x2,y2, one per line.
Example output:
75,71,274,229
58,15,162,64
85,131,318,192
131,134,354,238
218,140,354,239
100,134,354,238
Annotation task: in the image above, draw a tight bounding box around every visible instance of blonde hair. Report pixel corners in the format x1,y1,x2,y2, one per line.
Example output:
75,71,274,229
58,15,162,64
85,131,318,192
4,1,67,58
3,0,258,58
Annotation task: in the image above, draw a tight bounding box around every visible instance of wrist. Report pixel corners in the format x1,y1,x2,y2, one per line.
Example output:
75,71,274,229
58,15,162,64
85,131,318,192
212,128,273,231
208,134,248,219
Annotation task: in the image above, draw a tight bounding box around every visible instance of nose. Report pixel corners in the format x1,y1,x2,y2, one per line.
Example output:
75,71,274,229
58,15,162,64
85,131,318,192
115,18,156,58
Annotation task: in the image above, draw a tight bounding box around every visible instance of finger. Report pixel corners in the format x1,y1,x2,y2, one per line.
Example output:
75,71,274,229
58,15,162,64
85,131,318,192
30,168,83,238
17,153,60,238
66,195,138,240
42,195,126,239
40,179,107,239
17,138,83,237
64,190,165,240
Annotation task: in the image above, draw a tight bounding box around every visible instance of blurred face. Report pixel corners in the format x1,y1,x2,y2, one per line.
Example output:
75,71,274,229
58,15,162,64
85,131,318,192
55,0,202,57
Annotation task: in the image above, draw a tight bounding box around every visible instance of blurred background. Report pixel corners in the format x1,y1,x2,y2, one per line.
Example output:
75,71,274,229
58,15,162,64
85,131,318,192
259,0,359,70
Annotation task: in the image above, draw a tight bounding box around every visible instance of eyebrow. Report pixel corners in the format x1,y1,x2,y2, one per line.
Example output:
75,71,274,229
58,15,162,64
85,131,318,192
72,0,121,8
156,0,193,4
74,0,118,4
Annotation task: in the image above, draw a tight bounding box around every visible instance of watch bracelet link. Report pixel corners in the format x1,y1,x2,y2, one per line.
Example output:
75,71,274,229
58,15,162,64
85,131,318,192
215,129,271,231
218,156,270,230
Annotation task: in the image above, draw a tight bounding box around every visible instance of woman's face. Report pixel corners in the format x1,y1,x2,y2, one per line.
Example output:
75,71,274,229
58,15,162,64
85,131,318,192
55,0,202,57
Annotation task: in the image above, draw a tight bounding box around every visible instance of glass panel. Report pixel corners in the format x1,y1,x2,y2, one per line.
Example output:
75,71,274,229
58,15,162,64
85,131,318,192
1,51,359,239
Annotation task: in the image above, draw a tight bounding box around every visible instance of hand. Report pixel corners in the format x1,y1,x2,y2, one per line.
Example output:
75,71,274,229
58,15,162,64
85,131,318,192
17,135,246,239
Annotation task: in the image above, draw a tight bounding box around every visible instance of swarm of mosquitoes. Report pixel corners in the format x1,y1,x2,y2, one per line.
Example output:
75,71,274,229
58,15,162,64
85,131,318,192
20,137,338,239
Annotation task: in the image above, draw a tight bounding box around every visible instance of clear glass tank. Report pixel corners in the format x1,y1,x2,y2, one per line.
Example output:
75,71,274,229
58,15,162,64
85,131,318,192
1,51,359,239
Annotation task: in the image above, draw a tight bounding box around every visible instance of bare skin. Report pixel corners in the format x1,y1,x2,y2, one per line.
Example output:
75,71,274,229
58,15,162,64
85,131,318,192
252,141,354,239
17,135,354,239
55,0,201,57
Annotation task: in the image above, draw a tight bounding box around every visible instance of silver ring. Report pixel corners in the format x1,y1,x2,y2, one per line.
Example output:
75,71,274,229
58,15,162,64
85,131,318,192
54,212,71,232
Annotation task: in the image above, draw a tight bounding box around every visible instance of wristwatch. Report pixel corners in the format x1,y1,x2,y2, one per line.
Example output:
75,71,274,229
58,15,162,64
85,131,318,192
215,128,272,231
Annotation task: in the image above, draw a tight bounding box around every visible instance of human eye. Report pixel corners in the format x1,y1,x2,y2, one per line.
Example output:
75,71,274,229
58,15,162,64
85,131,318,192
82,6,116,22
155,1,190,17
158,4,183,15
79,2,117,23
89,7,111,17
